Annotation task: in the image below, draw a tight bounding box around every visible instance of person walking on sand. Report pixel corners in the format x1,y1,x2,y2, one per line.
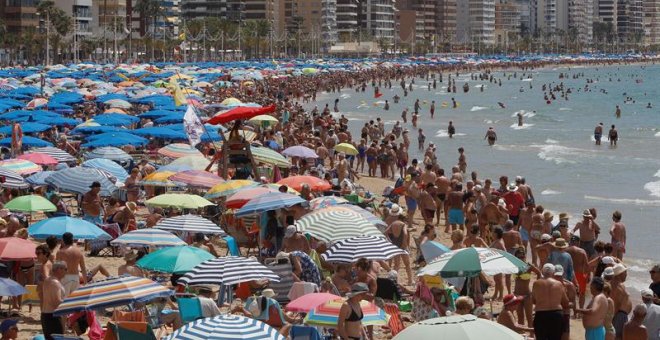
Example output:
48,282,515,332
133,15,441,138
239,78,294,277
485,127,497,146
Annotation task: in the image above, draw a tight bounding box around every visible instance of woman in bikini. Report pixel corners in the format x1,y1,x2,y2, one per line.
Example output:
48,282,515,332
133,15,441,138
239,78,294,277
513,246,541,328
338,283,369,340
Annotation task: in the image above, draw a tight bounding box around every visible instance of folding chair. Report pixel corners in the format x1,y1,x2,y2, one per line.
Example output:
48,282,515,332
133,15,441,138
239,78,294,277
290,325,323,340
22,284,40,313
177,297,203,324
383,303,405,336
224,235,241,257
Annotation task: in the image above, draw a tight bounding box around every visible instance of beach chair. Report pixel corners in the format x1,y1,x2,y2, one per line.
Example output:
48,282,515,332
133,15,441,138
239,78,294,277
383,303,405,336
290,325,323,340
22,284,39,312
105,321,156,340
89,223,122,257
224,235,241,256
225,220,259,256
111,310,145,322
177,297,203,324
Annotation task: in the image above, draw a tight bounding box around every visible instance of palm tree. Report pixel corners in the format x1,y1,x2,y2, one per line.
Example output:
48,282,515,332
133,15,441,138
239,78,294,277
135,0,164,61
36,0,72,63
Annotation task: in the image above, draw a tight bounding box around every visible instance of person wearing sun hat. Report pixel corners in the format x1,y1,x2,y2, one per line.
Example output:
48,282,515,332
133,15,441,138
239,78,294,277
573,209,599,259
546,238,575,282
610,263,632,339
338,283,369,340
497,294,535,335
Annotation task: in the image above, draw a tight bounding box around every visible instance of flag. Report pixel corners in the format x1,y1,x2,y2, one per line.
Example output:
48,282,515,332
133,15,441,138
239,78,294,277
169,77,188,106
183,105,205,147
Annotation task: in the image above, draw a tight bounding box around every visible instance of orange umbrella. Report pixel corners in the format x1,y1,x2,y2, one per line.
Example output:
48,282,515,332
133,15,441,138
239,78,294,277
277,175,331,192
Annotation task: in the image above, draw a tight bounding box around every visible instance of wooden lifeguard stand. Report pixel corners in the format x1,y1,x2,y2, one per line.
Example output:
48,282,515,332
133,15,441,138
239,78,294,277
221,122,260,180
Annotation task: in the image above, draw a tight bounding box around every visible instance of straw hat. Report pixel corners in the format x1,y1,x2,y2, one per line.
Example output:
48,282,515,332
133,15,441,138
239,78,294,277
582,209,593,218
558,212,570,221
543,211,554,221
553,238,568,249
389,204,402,216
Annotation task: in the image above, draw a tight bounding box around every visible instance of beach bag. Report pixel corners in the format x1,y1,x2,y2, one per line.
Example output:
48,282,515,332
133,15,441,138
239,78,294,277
411,295,438,321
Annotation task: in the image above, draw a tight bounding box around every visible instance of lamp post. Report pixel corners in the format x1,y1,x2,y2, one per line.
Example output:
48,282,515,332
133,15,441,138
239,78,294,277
38,10,51,65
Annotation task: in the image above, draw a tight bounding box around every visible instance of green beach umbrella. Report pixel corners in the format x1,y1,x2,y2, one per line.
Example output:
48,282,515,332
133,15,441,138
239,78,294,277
145,193,215,209
394,314,523,340
136,245,215,274
250,146,291,168
417,247,528,278
4,195,57,213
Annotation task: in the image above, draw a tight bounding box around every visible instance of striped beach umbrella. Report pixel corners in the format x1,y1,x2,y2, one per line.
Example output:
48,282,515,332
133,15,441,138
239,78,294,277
168,155,211,171
145,194,214,209
178,256,280,286
17,152,58,166
28,216,111,240
250,146,291,168
295,207,383,243
320,236,407,263
30,146,76,163
417,247,529,278
225,186,278,209
155,214,226,236
304,299,388,327
82,158,129,182
0,168,30,189
54,275,174,316
136,246,215,274
111,229,186,248
84,146,133,162
45,167,119,196
0,159,42,175
277,175,331,192
164,314,285,340
25,171,55,186
169,170,224,188
158,143,203,159
235,192,306,218
341,204,388,231
140,171,181,187
309,196,349,210
205,180,260,199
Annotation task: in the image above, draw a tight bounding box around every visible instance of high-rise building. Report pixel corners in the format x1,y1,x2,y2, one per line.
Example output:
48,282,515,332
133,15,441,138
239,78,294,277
495,0,521,47
357,0,396,41
568,0,594,45
92,0,127,36
517,0,534,35
0,0,39,34
52,0,93,36
617,0,643,42
643,0,660,45
437,0,458,47
536,0,569,34
336,0,359,40
456,0,495,45
321,0,338,44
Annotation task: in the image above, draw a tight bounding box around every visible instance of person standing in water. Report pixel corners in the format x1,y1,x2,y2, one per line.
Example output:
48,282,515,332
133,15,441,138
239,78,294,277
608,125,618,146
430,100,435,118
594,123,604,145
485,127,497,146
615,105,621,118
517,112,524,127
448,121,456,138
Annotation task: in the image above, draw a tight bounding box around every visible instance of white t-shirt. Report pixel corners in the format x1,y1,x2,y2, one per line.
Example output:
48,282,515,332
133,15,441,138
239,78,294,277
199,296,221,318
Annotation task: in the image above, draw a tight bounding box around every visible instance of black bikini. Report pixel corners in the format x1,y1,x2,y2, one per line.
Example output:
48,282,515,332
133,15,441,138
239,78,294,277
345,302,363,322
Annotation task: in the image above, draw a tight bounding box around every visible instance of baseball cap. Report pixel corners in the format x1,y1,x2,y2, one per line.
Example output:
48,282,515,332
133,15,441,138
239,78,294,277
0,319,18,334
554,264,564,276
602,267,615,278
641,289,654,299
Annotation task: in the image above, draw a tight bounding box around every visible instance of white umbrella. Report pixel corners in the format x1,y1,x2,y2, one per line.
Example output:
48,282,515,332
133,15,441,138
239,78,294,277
394,315,524,340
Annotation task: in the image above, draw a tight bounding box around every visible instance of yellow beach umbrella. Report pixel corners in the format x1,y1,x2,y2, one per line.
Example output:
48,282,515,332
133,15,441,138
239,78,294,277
334,143,359,156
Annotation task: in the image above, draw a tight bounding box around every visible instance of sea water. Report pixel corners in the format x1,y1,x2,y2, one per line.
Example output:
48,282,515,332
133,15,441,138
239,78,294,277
308,63,660,292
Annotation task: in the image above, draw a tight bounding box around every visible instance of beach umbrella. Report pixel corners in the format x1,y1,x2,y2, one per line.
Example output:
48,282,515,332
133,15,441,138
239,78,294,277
0,168,30,189
0,122,51,135
4,194,56,212
168,155,211,171
132,127,187,140
155,214,226,236
33,116,78,126
26,98,48,109
218,97,242,108
247,114,278,127
340,204,387,230
235,192,306,218
0,159,42,175
25,171,55,186
111,229,186,248
138,110,179,119
83,132,148,148
17,152,58,166
225,186,278,209
321,236,407,263
82,158,129,182
84,146,133,162
334,143,359,156
46,167,119,196
164,314,285,340
309,196,349,210
393,315,524,340
295,207,383,243
0,136,53,148
136,245,215,274
207,104,277,125
277,175,331,192
53,275,174,316
0,237,36,260
178,256,280,286
417,247,529,278
304,299,388,327
140,171,181,187
420,241,451,263
158,143,203,159
71,125,125,135
168,170,224,188
146,193,214,209
104,99,132,109
286,292,341,313
281,146,318,159
250,146,291,167
28,216,111,240
205,180,260,199
0,277,28,297
221,130,258,142
90,114,135,126
31,146,76,163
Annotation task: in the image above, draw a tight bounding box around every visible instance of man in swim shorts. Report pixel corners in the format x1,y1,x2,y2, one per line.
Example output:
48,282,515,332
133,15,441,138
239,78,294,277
533,263,569,340
567,236,590,308
578,277,608,340
594,123,603,145
446,183,465,233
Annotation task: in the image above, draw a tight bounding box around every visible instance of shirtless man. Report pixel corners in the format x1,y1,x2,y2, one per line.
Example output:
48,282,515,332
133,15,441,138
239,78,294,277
623,305,648,340
609,211,626,260
530,205,546,266
611,264,633,339
419,183,437,226
491,227,506,300
478,197,504,242
420,164,437,186
497,294,535,336
55,232,86,296
555,265,578,340
573,209,599,259
567,236,591,309
446,183,465,233
315,141,329,167
578,277,609,340
336,152,349,183
503,220,522,294
608,125,618,146
458,147,467,173
81,182,105,224
435,169,450,225
532,263,569,340
282,225,311,254
515,176,535,203
595,123,604,145
42,261,67,339
519,201,535,252
464,224,488,248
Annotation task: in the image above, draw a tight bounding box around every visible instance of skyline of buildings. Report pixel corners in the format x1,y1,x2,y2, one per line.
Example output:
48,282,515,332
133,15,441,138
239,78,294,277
2,0,660,51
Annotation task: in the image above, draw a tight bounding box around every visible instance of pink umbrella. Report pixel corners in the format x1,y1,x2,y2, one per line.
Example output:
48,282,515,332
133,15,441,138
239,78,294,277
17,152,59,166
225,186,277,209
169,170,225,188
286,292,341,313
0,237,37,261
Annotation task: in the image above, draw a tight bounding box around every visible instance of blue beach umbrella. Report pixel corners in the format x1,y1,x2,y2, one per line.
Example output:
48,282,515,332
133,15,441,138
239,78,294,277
154,113,185,124
137,110,179,119
83,132,148,148
132,127,187,140
71,125,125,135
45,166,119,196
235,192,306,218
0,122,51,135
82,158,129,182
92,114,139,126
0,136,53,148
25,171,55,186
84,146,133,162
32,116,78,126
28,216,111,240
0,277,28,296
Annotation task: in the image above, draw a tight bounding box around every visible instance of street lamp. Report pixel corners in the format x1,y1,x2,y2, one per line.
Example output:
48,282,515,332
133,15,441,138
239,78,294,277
37,10,50,65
